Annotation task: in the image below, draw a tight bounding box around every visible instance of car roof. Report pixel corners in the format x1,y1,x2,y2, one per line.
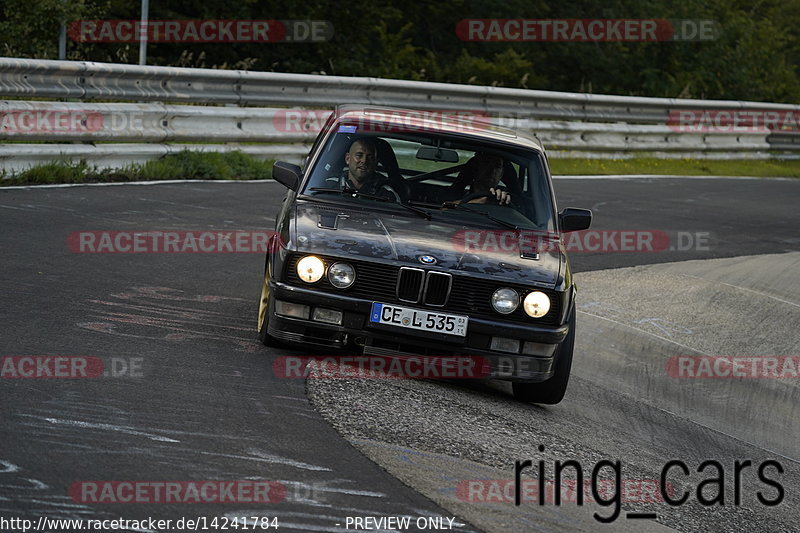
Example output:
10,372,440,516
333,104,545,152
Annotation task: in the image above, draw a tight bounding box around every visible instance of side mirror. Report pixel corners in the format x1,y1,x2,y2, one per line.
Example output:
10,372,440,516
559,208,592,232
272,161,302,191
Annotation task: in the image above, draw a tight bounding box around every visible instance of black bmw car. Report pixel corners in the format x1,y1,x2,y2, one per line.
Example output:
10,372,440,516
258,105,591,404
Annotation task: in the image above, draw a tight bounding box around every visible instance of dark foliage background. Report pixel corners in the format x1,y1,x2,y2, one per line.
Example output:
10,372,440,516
2,0,799,102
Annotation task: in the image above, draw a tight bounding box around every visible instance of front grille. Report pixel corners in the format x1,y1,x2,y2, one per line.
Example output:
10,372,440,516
424,271,451,306
284,254,562,327
397,267,425,302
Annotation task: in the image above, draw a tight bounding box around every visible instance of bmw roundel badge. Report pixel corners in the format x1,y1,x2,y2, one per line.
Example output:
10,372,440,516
418,255,437,265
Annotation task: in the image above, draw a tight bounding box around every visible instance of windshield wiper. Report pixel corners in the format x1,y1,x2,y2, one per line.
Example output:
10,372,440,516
308,187,432,220
441,201,519,230
309,187,390,202
407,200,443,209
396,203,432,220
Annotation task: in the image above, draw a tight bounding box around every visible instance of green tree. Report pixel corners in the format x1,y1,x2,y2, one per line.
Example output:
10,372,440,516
2,0,799,103
0,0,108,59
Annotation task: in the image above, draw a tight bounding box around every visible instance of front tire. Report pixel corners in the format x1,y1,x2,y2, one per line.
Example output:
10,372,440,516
257,263,281,347
512,309,576,404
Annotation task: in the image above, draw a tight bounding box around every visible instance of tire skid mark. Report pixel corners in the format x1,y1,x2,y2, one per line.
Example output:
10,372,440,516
83,309,250,333
0,460,20,473
576,310,712,356
19,415,180,443
199,450,332,472
87,299,238,321
77,286,259,351
0,458,99,522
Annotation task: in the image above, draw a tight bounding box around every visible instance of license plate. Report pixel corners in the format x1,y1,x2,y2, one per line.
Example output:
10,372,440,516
369,303,468,337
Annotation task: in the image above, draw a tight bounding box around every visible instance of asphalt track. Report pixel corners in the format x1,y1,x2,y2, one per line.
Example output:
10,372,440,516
1,176,798,532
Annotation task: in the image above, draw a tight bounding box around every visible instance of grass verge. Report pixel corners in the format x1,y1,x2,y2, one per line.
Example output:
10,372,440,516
0,150,274,186
548,157,800,177
3,153,799,186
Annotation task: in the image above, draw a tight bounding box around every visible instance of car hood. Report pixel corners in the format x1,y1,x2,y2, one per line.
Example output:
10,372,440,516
290,201,562,287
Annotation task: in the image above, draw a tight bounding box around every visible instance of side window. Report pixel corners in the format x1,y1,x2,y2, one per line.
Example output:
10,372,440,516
302,111,337,172
525,153,555,230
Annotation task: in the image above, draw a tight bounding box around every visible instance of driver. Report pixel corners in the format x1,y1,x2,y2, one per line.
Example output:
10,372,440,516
463,153,512,205
340,137,400,201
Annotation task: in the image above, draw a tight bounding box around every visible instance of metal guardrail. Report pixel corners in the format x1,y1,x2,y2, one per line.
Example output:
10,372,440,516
0,101,768,150
4,58,800,122
0,101,311,143
1,57,799,172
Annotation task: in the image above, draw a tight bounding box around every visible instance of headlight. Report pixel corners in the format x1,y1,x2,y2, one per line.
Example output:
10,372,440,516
328,262,355,288
296,255,325,283
491,288,519,314
523,291,551,318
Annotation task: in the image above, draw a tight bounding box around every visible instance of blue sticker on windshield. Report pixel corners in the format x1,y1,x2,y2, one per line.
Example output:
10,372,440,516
338,125,357,133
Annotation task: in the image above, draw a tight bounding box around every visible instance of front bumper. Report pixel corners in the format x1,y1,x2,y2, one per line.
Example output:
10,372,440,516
267,280,570,382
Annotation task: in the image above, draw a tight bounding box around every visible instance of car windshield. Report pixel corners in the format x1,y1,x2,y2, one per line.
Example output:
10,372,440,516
300,126,556,231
